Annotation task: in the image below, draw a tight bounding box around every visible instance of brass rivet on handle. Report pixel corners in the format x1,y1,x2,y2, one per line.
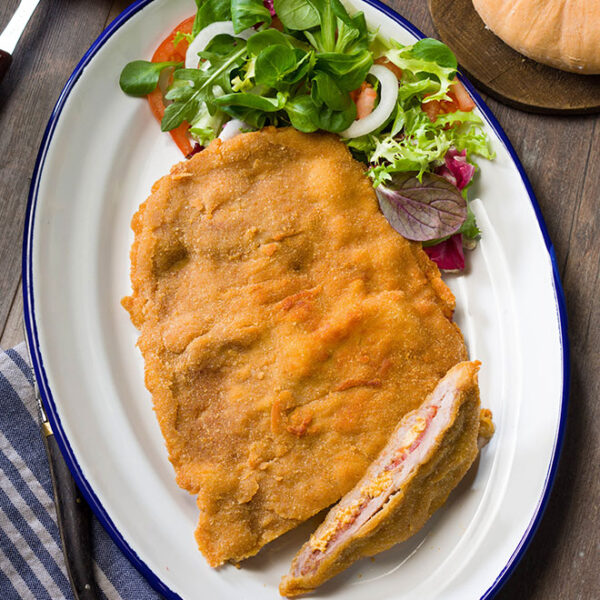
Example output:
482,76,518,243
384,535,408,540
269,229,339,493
41,421,53,437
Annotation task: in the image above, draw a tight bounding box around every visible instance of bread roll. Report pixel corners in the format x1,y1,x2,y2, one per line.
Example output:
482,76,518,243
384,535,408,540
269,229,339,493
472,0,600,74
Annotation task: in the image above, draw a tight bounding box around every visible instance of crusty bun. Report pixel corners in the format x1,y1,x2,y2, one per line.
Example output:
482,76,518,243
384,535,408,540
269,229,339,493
472,0,600,74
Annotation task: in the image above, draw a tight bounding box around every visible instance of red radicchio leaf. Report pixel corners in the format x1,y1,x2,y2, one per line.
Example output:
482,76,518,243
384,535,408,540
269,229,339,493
263,0,276,17
376,172,467,242
435,164,457,188
436,148,475,191
185,143,204,159
424,234,465,271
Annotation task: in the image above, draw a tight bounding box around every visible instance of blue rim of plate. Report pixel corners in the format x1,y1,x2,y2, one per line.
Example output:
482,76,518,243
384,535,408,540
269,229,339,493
21,1,570,598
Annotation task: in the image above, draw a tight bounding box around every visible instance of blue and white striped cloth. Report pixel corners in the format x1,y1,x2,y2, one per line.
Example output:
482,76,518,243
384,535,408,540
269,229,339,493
0,343,163,600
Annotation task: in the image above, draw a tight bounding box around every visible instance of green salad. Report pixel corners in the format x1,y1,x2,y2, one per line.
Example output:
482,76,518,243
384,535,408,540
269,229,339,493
120,0,495,270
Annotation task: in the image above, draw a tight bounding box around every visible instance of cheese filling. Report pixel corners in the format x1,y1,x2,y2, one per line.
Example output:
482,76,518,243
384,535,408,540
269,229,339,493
307,407,436,554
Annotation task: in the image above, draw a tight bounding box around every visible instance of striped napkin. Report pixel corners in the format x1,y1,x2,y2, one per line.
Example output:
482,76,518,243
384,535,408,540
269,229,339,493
0,344,163,600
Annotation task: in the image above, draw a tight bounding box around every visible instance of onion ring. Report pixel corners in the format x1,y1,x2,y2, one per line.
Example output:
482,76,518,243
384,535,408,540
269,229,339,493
341,65,399,139
218,119,249,141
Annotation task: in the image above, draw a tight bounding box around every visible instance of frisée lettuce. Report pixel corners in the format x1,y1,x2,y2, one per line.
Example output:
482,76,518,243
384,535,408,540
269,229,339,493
118,0,495,269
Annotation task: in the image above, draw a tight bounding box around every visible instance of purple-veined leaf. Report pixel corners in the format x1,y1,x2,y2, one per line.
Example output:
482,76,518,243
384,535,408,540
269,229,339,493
376,171,467,241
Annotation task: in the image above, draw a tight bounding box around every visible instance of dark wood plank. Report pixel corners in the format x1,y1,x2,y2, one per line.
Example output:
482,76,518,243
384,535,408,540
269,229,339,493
531,122,600,599
0,0,113,331
385,5,600,599
0,2,598,598
565,119,600,351
107,0,135,25
429,0,600,114
0,280,23,349
388,0,594,273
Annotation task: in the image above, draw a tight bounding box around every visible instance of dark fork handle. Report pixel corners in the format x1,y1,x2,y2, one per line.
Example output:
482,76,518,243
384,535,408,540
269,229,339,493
0,49,12,81
42,428,100,600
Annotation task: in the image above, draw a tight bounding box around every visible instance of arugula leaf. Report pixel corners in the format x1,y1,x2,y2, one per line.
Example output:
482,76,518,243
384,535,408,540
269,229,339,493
231,0,271,33
192,0,231,37
200,33,248,63
273,0,320,30
119,60,181,96
162,42,247,131
216,91,287,111
163,84,196,102
254,45,297,86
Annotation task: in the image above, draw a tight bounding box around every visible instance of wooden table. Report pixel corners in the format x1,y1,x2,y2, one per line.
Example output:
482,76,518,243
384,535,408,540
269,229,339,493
1,1,598,598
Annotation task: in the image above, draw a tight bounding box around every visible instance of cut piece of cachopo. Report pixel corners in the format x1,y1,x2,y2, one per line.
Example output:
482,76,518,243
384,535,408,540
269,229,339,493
280,361,494,597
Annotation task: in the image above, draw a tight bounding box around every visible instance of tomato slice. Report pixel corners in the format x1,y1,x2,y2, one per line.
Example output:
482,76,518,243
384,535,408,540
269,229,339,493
439,98,458,114
449,80,475,112
374,56,403,80
349,81,378,120
422,99,441,122
355,83,378,120
147,16,195,156
421,78,475,122
151,16,194,62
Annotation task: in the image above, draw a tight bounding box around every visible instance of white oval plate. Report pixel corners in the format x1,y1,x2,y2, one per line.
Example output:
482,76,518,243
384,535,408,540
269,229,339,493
23,1,569,598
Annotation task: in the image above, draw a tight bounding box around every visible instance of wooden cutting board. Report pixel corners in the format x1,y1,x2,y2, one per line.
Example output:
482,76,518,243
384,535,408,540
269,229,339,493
428,0,600,114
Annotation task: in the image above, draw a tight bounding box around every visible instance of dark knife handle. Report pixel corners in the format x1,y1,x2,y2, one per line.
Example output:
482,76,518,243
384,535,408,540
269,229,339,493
0,49,12,81
42,429,99,600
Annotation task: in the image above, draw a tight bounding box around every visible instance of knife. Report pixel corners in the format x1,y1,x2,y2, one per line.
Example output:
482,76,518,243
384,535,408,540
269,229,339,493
0,0,41,81
24,337,100,600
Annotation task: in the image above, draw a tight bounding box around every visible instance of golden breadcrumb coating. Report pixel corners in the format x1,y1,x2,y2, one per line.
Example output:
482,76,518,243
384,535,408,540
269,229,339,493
123,128,468,566
280,361,491,597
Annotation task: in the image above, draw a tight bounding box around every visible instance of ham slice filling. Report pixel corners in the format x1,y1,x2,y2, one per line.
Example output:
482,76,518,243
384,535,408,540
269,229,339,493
293,379,462,577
